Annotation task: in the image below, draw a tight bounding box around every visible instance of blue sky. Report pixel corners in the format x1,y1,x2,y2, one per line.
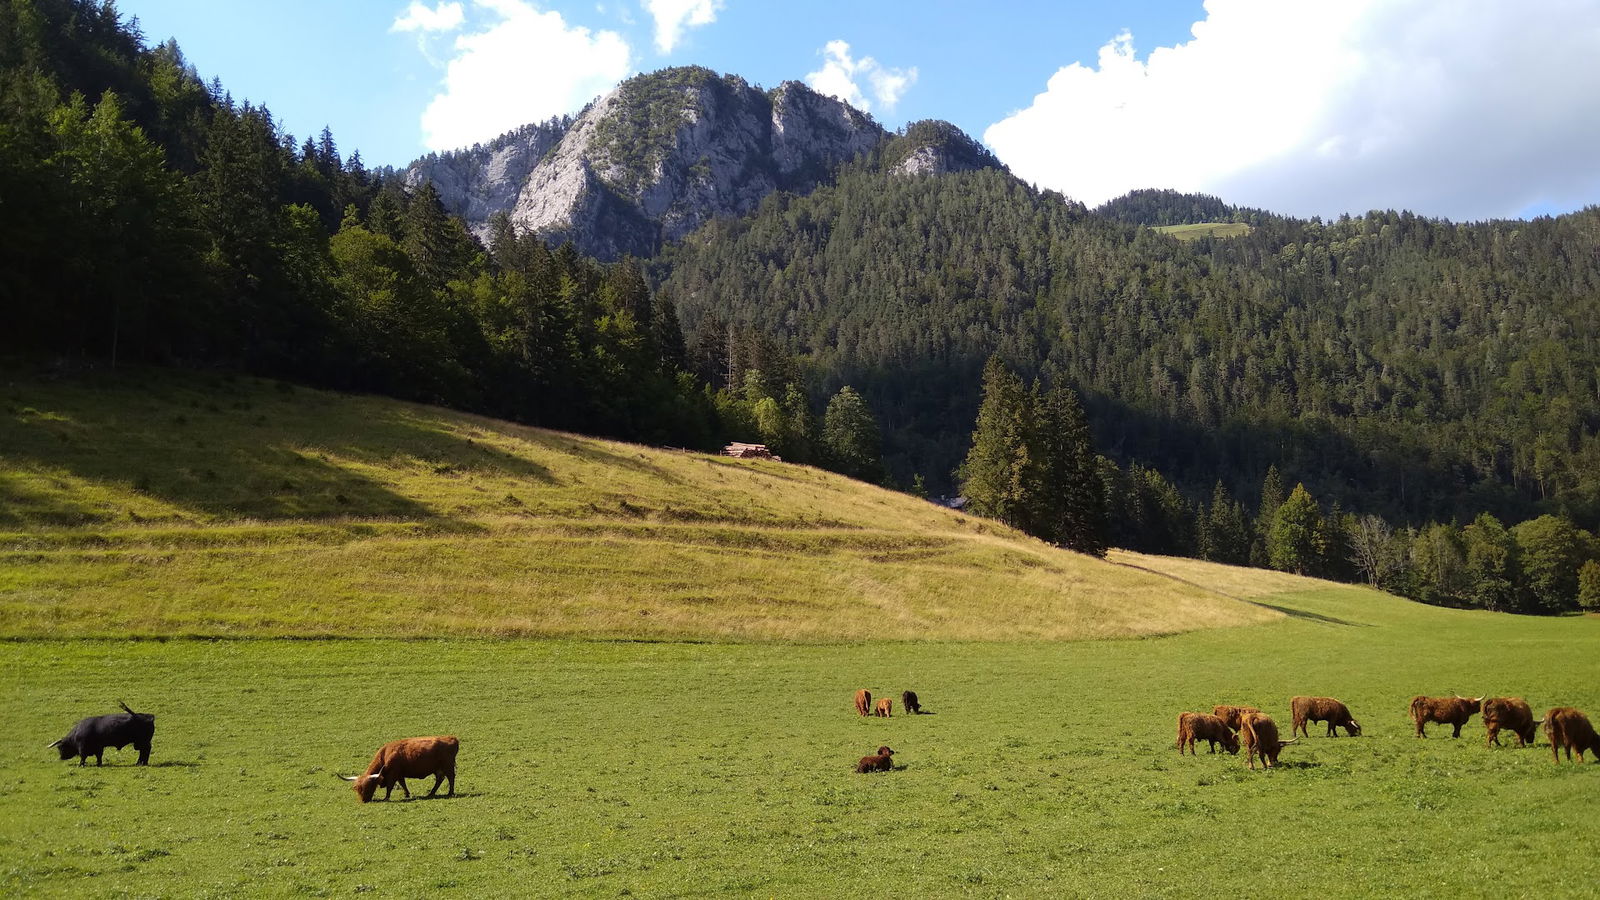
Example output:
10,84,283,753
120,0,1600,220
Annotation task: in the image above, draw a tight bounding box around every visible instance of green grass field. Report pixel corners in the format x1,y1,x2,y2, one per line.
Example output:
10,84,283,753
3,365,1598,897
4,586,1598,898
1153,222,1253,241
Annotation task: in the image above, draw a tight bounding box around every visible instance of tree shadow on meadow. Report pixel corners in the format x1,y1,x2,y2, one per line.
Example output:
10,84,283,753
1248,602,1371,628
0,369,552,527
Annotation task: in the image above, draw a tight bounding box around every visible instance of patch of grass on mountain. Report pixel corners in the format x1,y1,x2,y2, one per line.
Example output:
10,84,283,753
1153,221,1253,240
0,365,1274,640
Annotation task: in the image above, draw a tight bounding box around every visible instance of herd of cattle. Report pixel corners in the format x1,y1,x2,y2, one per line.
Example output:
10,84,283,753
44,690,1600,796
1172,695,1600,770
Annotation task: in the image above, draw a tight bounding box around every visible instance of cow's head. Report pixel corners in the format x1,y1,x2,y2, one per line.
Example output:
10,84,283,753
1346,719,1363,736
876,746,894,757
340,771,384,802
47,737,74,760
1222,732,1240,755
1455,694,1484,713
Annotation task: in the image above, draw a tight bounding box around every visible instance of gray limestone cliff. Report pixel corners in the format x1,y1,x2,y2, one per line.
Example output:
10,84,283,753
403,68,1000,260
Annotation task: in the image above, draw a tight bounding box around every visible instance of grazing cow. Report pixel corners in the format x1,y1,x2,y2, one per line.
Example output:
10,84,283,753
1544,708,1600,763
1290,696,1362,738
854,689,872,717
1177,712,1240,755
1482,697,1540,748
1212,705,1262,732
1240,712,1297,770
1411,695,1482,738
902,690,922,715
341,736,459,802
856,745,895,773
874,697,893,717
48,702,155,766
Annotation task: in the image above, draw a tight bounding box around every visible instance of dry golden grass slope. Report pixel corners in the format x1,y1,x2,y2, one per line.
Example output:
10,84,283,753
0,365,1291,640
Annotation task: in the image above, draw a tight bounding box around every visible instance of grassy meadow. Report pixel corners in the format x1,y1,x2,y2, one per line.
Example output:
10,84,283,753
3,588,1598,898
3,365,1599,897
1153,222,1254,241
0,365,1270,641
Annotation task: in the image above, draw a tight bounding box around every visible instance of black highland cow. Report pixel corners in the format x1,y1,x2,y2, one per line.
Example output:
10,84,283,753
49,702,155,766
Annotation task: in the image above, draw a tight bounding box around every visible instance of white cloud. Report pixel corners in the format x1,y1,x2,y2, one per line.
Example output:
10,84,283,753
805,40,918,114
984,0,1600,219
392,1,465,33
643,0,722,53
417,0,632,152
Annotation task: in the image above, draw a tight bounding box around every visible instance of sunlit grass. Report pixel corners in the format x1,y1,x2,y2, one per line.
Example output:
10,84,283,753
1153,222,1253,241
0,365,1275,640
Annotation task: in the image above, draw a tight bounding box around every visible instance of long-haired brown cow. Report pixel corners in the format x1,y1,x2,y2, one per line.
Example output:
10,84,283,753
1544,708,1600,763
856,745,895,773
1411,695,1482,737
341,736,459,802
1240,712,1296,770
1482,697,1540,748
854,689,872,717
1213,705,1261,732
873,697,893,717
1291,696,1362,737
1177,712,1239,755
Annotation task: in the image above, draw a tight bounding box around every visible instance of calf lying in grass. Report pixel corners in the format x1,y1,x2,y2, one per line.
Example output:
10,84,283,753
856,746,895,773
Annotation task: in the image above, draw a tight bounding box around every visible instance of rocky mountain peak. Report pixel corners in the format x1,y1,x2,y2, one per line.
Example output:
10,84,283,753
403,68,1000,260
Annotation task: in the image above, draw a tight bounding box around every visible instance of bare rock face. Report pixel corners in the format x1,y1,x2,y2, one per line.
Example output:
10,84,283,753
403,68,999,260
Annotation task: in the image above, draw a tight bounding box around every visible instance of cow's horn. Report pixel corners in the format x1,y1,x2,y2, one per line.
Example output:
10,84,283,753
1281,738,1299,745
338,774,358,781
46,739,62,748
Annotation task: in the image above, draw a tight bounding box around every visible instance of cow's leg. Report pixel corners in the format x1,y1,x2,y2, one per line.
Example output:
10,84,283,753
136,741,150,765
398,778,411,799
95,750,104,766
446,770,455,796
427,773,442,797
1327,722,1336,737
1451,723,1462,738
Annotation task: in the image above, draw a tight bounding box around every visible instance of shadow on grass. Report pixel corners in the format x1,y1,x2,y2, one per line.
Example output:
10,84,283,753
1250,602,1370,627
0,367,568,526
149,760,201,768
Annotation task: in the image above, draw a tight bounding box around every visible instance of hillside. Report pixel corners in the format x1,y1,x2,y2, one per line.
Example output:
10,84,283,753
656,168,1600,527
0,365,1287,640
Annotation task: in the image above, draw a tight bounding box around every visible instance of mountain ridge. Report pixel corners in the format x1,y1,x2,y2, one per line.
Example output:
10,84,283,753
402,66,1002,259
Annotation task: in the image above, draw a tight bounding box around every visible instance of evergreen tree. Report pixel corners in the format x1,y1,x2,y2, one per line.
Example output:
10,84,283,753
1252,466,1286,567
821,386,883,482
1202,481,1251,565
1024,382,1107,555
1268,483,1323,575
959,357,1031,527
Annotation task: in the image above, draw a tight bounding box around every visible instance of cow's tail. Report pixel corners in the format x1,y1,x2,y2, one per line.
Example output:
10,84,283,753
1409,696,1425,722
118,700,136,715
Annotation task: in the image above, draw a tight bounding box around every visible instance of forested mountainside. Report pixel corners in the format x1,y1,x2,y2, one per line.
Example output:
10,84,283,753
657,168,1600,530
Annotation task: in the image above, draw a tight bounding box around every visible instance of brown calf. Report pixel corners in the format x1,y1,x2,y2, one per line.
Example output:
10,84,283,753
1291,696,1362,737
1240,712,1297,770
1482,697,1540,748
873,697,893,717
854,689,872,717
1545,708,1600,763
1411,695,1482,737
1212,705,1262,732
1177,712,1240,755
856,745,895,773
341,735,458,803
